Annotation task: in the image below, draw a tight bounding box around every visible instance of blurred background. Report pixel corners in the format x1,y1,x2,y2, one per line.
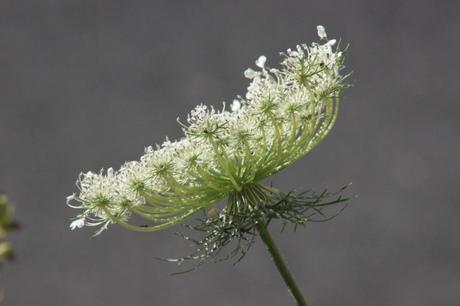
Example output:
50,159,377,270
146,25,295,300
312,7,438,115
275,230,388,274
1,1,459,305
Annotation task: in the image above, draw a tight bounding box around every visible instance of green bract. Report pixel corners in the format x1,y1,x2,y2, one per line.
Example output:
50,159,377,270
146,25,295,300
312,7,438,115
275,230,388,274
67,26,348,236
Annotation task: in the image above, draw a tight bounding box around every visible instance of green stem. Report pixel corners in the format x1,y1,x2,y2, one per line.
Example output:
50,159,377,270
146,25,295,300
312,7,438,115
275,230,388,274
257,222,308,306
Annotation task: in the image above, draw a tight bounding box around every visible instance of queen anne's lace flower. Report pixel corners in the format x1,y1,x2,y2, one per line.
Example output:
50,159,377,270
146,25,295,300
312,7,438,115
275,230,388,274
67,26,348,235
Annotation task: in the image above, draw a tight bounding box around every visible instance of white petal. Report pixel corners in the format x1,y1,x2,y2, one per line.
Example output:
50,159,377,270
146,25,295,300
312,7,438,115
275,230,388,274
317,25,327,39
231,100,241,112
70,218,85,230
244,68,257,79
326,39,336,46
255,55,266,68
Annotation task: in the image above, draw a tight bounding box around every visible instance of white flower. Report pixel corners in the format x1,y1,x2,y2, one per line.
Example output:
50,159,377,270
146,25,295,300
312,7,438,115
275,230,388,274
317,25,327,39
67,25,347,234
70,218,85,230
244,68,257,79
255,55,266,68
326,39,336,47
231,99,241,112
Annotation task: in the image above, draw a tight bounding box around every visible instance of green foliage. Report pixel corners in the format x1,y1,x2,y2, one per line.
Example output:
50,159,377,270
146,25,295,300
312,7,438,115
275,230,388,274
0,194,18,267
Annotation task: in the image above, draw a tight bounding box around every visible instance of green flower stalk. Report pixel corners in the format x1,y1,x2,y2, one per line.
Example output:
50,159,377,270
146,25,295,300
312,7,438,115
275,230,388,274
68,25,350,305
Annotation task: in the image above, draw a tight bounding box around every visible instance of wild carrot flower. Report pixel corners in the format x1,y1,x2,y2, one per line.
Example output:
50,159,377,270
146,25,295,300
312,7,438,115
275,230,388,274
67,25,350,305
68,25,347,234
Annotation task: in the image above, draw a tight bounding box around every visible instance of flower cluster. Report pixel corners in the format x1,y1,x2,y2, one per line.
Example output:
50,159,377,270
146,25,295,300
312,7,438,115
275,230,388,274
67,25,348,236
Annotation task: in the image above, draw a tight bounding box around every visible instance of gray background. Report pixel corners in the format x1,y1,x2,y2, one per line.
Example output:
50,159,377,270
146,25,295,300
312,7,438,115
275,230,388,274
0,0,459,305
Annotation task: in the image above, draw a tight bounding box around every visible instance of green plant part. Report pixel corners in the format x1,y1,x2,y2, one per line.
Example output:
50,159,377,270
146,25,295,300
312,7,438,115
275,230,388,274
0,194,18,267
165,185,350,270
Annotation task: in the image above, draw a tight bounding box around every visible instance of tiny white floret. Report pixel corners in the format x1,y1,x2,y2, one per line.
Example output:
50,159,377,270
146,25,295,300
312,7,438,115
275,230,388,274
244,68,257,79
231,99,241,112
255,55,267,68
70,218,85,230
326,39,336,46
317,25,327,39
